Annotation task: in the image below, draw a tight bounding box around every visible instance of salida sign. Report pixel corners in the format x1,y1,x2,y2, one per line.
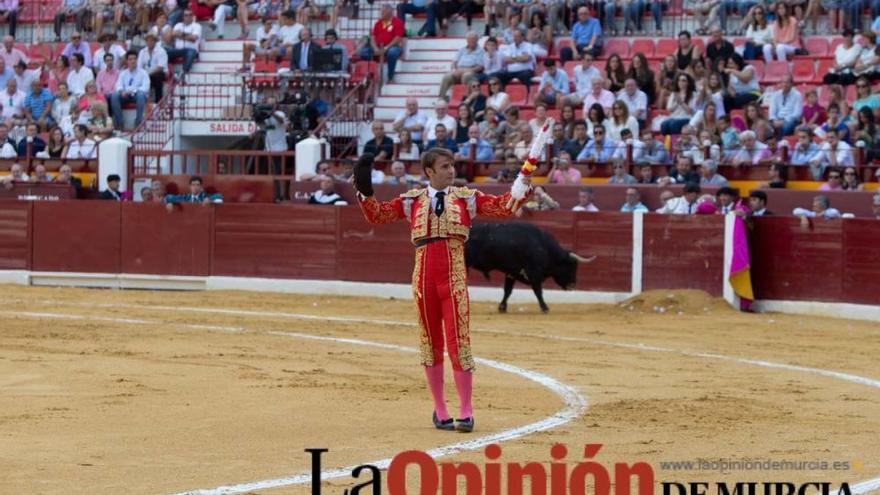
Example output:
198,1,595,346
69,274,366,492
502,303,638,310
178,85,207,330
208,122,257,134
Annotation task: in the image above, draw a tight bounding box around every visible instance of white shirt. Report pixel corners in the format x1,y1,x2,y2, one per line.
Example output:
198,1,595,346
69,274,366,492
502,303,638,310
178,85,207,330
66,138,98,159
423,185,478,218
138,46,169,74
834,43,862,70
815,140,854,166
658,196,699,215
573,65,602,96
277,23,304,46
66,66,94,97
115,67,151,94
500,41,535,73
264,111,288,151
768,88,803,121
424,114,456,142
616,89,648,120
602,116,638,142
94,44,128,72
393,109,429,142
0,89,24,119
173,21,202,51
256,24,278,45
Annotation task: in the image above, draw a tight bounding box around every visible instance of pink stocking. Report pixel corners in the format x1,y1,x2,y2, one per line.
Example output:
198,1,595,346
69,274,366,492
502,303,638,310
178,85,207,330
424,364,450,420
452,370,473,419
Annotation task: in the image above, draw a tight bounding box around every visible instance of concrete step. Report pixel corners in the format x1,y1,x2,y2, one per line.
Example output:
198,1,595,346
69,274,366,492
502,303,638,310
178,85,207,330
396,60,452,72
392,72,444,84
203,39,247,51
198,50,243,62
191,61,242,73
405,37,467,51
405,50,460,61
374,106,404,121
380,83,440,96
376,95,439,108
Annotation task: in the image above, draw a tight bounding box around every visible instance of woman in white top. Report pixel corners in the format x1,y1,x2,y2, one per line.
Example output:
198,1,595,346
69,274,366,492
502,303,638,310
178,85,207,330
50,82,77,125
603,100,639,141
395,129,420,160
723,54,760,110
660,73,697,135
824,28,868,85
739,6,772,61
528,103,549,135
486,77,510,114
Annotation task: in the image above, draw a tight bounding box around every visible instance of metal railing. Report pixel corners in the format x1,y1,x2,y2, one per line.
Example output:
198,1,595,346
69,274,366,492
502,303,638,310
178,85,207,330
130,149,297,177
312,75,375,158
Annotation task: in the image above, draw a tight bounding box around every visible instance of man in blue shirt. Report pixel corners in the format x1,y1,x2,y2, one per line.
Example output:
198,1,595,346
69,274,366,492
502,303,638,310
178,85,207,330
426,123,457,153
456,124,494,161
165,176,224,205
620,187,649,212
110,51,150,129
576,125,617,162
534,59,570,106
567,7,603,60
23,79,54,130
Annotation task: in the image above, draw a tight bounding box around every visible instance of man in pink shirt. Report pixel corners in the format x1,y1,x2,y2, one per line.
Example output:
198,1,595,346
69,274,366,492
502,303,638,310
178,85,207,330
818,169,844,191
95,53,119,98
583,76,615,113
547,153,583,184
0,35,25,68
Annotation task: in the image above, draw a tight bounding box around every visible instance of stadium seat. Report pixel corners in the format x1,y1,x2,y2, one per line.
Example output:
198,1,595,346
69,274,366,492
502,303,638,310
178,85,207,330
350,61,373,83
450,84,467,106
804,37,830,58
792,61,815,84
655,39,678,59
505,84,528,106
563,60,579,79
815,59,834,84
555,37,573,56
631,39,655,58
763,61,789,84
829,37,845,54
604,39,630,59
846,84,856,103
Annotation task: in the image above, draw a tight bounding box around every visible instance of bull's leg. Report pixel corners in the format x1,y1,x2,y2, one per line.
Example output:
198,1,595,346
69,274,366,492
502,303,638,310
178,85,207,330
499,275,515,313
531,282,549,313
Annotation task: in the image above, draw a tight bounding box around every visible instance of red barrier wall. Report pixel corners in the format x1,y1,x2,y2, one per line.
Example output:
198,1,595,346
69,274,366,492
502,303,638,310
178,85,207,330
32,201,122,273
0,202,31,270
121,203,213,276
642,215,725,296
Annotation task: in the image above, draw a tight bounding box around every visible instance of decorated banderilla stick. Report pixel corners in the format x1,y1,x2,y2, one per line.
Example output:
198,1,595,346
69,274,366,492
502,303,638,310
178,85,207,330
508,118,556,210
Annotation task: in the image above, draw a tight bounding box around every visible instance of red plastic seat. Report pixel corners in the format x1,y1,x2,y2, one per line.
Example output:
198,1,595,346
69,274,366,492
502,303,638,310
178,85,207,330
804,37,830,57
814,59,834,84
749,60,765,81
829,37,845,54
631,39,655,58
792,61,815,84
563,60,579,79
450,84,467,106
554,37,573,56
762,60,789,84
504,83,528,106
603,39,630,59
655,39,678,59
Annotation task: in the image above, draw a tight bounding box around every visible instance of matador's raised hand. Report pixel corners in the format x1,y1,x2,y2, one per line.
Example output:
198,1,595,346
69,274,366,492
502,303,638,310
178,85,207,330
354,152,375,197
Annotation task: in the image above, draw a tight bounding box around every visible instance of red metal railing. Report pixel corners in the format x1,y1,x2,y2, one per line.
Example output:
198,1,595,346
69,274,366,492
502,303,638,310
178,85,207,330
130,149,296,177
313,76,376,158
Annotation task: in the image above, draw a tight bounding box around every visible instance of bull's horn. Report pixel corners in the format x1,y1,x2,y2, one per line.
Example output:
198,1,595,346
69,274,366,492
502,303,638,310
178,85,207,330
570,253,597,263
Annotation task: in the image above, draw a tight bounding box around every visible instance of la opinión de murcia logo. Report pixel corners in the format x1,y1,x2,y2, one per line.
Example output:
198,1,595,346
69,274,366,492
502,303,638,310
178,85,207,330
306,445,854,495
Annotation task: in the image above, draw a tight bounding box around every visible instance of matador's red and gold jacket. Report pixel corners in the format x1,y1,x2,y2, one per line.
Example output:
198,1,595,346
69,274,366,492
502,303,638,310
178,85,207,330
357,186,527,244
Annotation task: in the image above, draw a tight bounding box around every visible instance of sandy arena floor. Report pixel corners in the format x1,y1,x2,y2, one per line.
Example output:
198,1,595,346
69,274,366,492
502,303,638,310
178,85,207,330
0,285,878,495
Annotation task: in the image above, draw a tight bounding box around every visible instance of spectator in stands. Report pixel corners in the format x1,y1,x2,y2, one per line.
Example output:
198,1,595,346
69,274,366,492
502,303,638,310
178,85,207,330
46,126,67,158
30,165,51,184
789,127,818,167
730,130,771,165
140,186,153,201
275,10,304,62
478,106,506,158
673,125,701,161
360,4,405,81
604,54,626,93
94,35,125,73
499,29,536,91
762,3,800,61
111,52,150,130
16,123,45,158
546,152,581,184
305,175,346,205
393,97,428,144
661,73,697,135
705,27,735,65
439,31,485,99
291,27,319,72
812,129,854,173
66,124,97,159
583,77,615,114
657,182,701,214
608,159,637,184
526,12,552,57
386,160,420,186
1,163,27,184
617,78,648,126
87,101,113,140
760,162,786,188
660,155,700,185
24,79,54,132
477,37,503,84
299,159,331,181
801,88,825,132
208,0,250,40
621,187,648,212
48,84,74,130
853,77,880,113
636,163,657,183
528,103,549,135
166,176,224,204
455,105,475,144
534,59,570,107
54,0,90,42
577,124,617,162
139,33,169,103
426,123,457,153
462,80,487,122
855,107,880,158
396,0,436,37
500,12,527,44
841,165,864,191
521,186,560,213
747,190,772,215
564,119,590,158
63,33,93,69
549,122,567,156
150,178,166,202
793,194,842,218
566,7,603,60
456,124,493,161
714,186,737,214
96,54,120,100
396,129,420,160
514,126,544,160
743,101,773,142
565,52,600,107
66,53,93,98
52,164,80,192
0,36,23,69
45,56,68,96
485,76,510,113
634,128,670,165
11,60,34,94
364,120,393,160
737,6,770,59
322,29,349,73
673,31,702,71
604,100,639,142
0,78,24,128
0,0,17,39
819,167,844,190
722,54,760,110
699,159,729,185
690,0,720,35
559,104,577,139
572,186,599,212
768,75,803,138
169,9,202,76
424,100,457,142
242,17,278,71
815,103,850,142
824,29,861,84
99,174,125,200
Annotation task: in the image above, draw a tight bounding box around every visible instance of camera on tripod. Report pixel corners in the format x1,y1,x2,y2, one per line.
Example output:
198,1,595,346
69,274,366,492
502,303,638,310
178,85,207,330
252,103,276,125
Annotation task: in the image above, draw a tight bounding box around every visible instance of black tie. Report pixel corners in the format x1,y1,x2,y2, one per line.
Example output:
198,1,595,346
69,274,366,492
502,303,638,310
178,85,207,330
434,191,446,217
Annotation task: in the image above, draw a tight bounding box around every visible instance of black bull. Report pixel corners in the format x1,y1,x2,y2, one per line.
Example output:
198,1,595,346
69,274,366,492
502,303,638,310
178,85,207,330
464,222,596,313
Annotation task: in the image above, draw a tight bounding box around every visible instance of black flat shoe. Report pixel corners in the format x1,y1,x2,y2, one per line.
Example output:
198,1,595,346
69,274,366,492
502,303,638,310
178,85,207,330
433,412,454,431
455,417,474,432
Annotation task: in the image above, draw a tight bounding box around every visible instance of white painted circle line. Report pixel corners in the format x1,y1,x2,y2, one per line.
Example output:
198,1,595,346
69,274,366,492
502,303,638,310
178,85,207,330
0,309,587,495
